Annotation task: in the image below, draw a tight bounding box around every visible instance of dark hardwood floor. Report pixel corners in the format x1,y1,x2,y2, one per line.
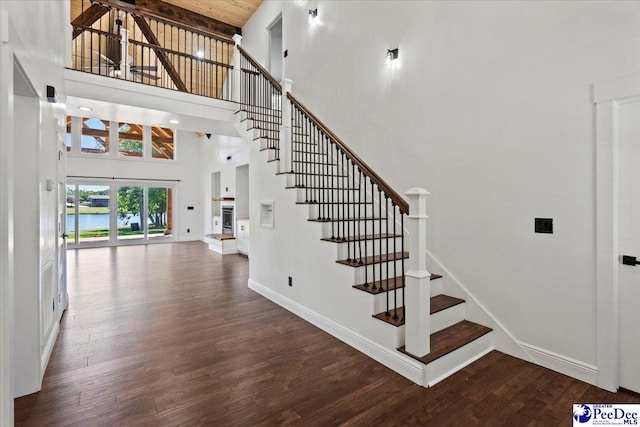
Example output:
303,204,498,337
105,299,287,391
15,242,640,426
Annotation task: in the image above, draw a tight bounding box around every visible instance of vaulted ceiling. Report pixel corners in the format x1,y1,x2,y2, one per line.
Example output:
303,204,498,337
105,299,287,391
160,0,262,28
70,0,262,37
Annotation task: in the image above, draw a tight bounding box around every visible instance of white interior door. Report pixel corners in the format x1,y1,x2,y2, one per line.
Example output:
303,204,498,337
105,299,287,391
619,99,640,393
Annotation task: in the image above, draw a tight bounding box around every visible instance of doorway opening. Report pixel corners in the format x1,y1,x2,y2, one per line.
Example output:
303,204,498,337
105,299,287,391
267,14,283,83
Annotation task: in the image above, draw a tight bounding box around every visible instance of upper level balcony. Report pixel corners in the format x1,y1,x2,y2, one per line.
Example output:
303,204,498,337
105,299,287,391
69,0,237,101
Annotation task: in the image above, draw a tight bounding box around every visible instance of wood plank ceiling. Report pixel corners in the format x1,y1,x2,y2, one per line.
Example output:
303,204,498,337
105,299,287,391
160,0,263,28
70,0,262,30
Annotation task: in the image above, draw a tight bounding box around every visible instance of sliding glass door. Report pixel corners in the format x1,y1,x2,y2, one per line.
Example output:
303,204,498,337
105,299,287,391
117,185,145,242
66,184,111,245
67,180,175,247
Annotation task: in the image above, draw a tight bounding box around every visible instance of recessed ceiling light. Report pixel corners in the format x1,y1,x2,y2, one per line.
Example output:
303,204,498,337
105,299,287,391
196,50,204,58
78,106,93,112
169,119,179,124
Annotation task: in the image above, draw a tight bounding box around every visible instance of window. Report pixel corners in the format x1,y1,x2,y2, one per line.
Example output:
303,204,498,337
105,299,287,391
148,187,172,238
152,127,174,160
118,123,143,157
68,117,176,161
81,118,109,155
117,185,145,241
65,116,72,152
66,184,111,245
67,180,175,247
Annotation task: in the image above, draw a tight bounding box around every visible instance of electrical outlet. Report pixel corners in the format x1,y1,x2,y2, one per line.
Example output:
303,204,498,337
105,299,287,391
535,218,553,234
288,276,292,287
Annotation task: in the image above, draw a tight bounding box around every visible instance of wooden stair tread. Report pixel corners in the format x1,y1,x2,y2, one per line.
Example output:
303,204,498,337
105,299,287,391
285,186,360,190
322,233,402,243
371,294,465,327
253,136,279,141
353,273,442,294
431,294,465,314
398,320,492,365
308,217,383,223
336,251,408,267
292,161,338,165
296,201,372,205
292,150,327,155
275,171,348,177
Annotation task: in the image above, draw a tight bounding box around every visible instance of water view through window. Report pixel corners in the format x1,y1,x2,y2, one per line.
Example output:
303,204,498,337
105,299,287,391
66,182,173,245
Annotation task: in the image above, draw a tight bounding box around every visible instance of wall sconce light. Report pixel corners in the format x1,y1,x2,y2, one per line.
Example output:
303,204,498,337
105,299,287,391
386,48,399,64
308,8,318,20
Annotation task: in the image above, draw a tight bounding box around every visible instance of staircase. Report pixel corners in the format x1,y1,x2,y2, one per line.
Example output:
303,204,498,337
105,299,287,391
233,44,494,386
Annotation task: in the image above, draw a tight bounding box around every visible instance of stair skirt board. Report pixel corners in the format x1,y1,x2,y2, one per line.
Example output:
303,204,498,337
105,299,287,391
248,279,426,386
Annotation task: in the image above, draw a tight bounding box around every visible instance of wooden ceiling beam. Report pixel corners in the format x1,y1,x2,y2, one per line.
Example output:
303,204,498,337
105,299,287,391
71,3,109,39
151,141,171,159
133,0,240,39
133,15,188,92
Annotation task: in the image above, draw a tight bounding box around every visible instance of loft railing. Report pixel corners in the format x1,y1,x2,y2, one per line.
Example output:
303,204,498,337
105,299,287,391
236,45,282,159
70,0,234,100
288,93,408,323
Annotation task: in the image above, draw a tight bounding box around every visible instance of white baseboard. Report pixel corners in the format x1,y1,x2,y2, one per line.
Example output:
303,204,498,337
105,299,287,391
248,279,425,385
41,321,59,379
520,342,598,386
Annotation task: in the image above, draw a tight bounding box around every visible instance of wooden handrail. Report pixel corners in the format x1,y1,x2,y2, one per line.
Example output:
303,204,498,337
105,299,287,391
128,39,233,69
237,45,282,92
88,0,236,44
287,93,409,215
71,24,122,40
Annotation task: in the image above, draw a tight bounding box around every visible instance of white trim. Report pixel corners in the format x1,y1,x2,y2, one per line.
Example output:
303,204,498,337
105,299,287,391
594,73,640,103
594,72,640,392
0,9,15,425
520,342,598,386
425,250,533,362
427,336,493,387
40,321,59,386
248,279,426,385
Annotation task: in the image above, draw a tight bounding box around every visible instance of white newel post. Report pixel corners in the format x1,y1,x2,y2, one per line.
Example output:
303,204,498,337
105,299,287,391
231,34,242,103
404,187,431,357
281,79,294,174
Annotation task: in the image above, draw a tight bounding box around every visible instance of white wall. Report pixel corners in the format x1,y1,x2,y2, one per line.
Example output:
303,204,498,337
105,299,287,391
243,1,640,373
200,135,249,236
0,0,68,419
67,130,204,241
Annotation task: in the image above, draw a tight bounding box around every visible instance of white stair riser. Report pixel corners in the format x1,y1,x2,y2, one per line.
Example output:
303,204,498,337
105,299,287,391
372,290,406,314
430,277,443,297
317,218,392,236
334,237,404,260
430,303,465,334
292,187,365,202
351,261,407,284
425,332,493,387
306,203,381,220
285,173,350,187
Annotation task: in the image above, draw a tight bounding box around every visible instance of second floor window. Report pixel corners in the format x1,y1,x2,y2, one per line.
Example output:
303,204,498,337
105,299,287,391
119,123,144,158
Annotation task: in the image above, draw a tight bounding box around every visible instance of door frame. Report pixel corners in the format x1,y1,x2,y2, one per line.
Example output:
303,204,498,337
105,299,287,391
595,72,640,392
265,13,283,82
66,179,177,247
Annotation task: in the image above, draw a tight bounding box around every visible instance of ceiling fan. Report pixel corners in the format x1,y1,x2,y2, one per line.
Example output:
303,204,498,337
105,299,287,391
84,51,160,82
